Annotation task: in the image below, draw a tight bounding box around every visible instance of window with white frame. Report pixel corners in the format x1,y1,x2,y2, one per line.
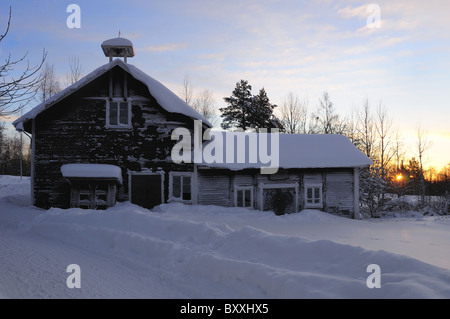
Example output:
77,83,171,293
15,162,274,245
169,172,192,202
305,184,322,208
234,186,254,208
106,100,131,128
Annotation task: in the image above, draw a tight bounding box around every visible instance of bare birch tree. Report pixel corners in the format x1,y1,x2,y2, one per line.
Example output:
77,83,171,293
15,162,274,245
179,73,193,105
192,89,217,126
0,122,5,175
346,106,360,147
0,6,46,117
393,126,405,172
279,92,308,134
375,103,393,181
65,56,83,87
375,103,394,202
416,125,432,205
312,92,346,134
357,99,376,159
39,63,61,102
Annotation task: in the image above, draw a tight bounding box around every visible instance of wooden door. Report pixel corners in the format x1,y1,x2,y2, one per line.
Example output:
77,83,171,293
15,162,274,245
130,173,163,209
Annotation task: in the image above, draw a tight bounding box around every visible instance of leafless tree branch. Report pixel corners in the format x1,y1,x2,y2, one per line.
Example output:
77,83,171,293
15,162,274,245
0,6,47,116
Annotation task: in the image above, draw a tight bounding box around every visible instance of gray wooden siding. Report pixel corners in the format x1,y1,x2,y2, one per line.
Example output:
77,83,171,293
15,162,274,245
197,171,232,206
256,171,300,184
33,65,195,209
233,174,253,186
303,172,323,184
325,170,354,216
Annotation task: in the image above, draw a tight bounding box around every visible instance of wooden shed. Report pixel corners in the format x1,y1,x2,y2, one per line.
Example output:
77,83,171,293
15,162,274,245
194,132,373,218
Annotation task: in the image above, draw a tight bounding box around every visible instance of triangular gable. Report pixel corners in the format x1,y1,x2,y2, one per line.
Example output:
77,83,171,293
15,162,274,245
13,59,212,130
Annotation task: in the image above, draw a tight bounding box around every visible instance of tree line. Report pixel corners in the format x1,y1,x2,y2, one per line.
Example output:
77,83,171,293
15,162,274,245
183,77,449,215
0,123,30,176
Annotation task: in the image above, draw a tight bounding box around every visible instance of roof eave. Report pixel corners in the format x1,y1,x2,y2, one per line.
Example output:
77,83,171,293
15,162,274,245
12,59,213,130
13,59,124,130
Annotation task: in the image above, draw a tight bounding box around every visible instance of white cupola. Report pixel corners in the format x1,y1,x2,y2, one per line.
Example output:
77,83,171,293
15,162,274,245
101,33,135,63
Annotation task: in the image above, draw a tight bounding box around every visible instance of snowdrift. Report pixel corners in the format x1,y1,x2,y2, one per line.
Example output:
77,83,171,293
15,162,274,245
1,176,450,298
17,203,450,298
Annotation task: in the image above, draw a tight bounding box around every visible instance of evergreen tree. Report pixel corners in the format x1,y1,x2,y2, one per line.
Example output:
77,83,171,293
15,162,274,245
220,80,253,131
220,80,281,131
250,88,282,132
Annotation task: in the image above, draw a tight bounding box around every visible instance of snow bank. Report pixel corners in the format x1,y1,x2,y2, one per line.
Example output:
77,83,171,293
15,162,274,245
1,176,450,298
17,203,450,298
0,176,30,196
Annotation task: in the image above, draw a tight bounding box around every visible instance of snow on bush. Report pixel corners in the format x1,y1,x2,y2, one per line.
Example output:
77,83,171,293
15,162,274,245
381,195,449,217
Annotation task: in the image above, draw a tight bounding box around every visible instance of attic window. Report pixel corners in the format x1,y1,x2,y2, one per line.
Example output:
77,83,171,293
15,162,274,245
106,99,131,128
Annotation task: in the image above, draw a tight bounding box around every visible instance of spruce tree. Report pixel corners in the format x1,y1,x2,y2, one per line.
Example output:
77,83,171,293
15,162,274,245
250,88,282,132
220,81,282,132
220,80,253,131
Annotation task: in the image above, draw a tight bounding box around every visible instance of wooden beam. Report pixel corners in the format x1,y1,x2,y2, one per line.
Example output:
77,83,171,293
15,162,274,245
353,167,361,219
193,164,198,205
30,119,35,205
108,70,113,100
124,70,128,100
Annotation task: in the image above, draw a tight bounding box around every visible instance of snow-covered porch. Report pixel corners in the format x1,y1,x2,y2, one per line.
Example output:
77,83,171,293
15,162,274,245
61,164,123,209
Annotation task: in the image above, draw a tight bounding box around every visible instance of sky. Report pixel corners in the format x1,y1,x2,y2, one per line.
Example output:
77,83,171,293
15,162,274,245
1,0,449,170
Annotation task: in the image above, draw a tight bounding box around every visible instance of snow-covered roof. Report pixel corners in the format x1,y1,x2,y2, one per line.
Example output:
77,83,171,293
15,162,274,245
101,37,135,58
13,59,212,130
101,37,133,48
197,132,373,170
61,164,123,184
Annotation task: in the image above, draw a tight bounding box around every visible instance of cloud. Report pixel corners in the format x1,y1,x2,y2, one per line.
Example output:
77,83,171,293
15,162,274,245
138,42,187,53
0,115,19,123
337,0,450,37
337,4,369,19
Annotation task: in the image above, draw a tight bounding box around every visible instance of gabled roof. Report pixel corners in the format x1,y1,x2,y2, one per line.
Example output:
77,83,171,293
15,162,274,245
198,132,373,170
13,59,212,130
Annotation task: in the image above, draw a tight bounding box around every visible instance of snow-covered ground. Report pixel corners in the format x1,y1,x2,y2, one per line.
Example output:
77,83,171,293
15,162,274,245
0,176,449,299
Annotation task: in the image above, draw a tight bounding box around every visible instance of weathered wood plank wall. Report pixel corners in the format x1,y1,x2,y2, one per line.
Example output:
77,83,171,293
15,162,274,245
33,66,194,208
